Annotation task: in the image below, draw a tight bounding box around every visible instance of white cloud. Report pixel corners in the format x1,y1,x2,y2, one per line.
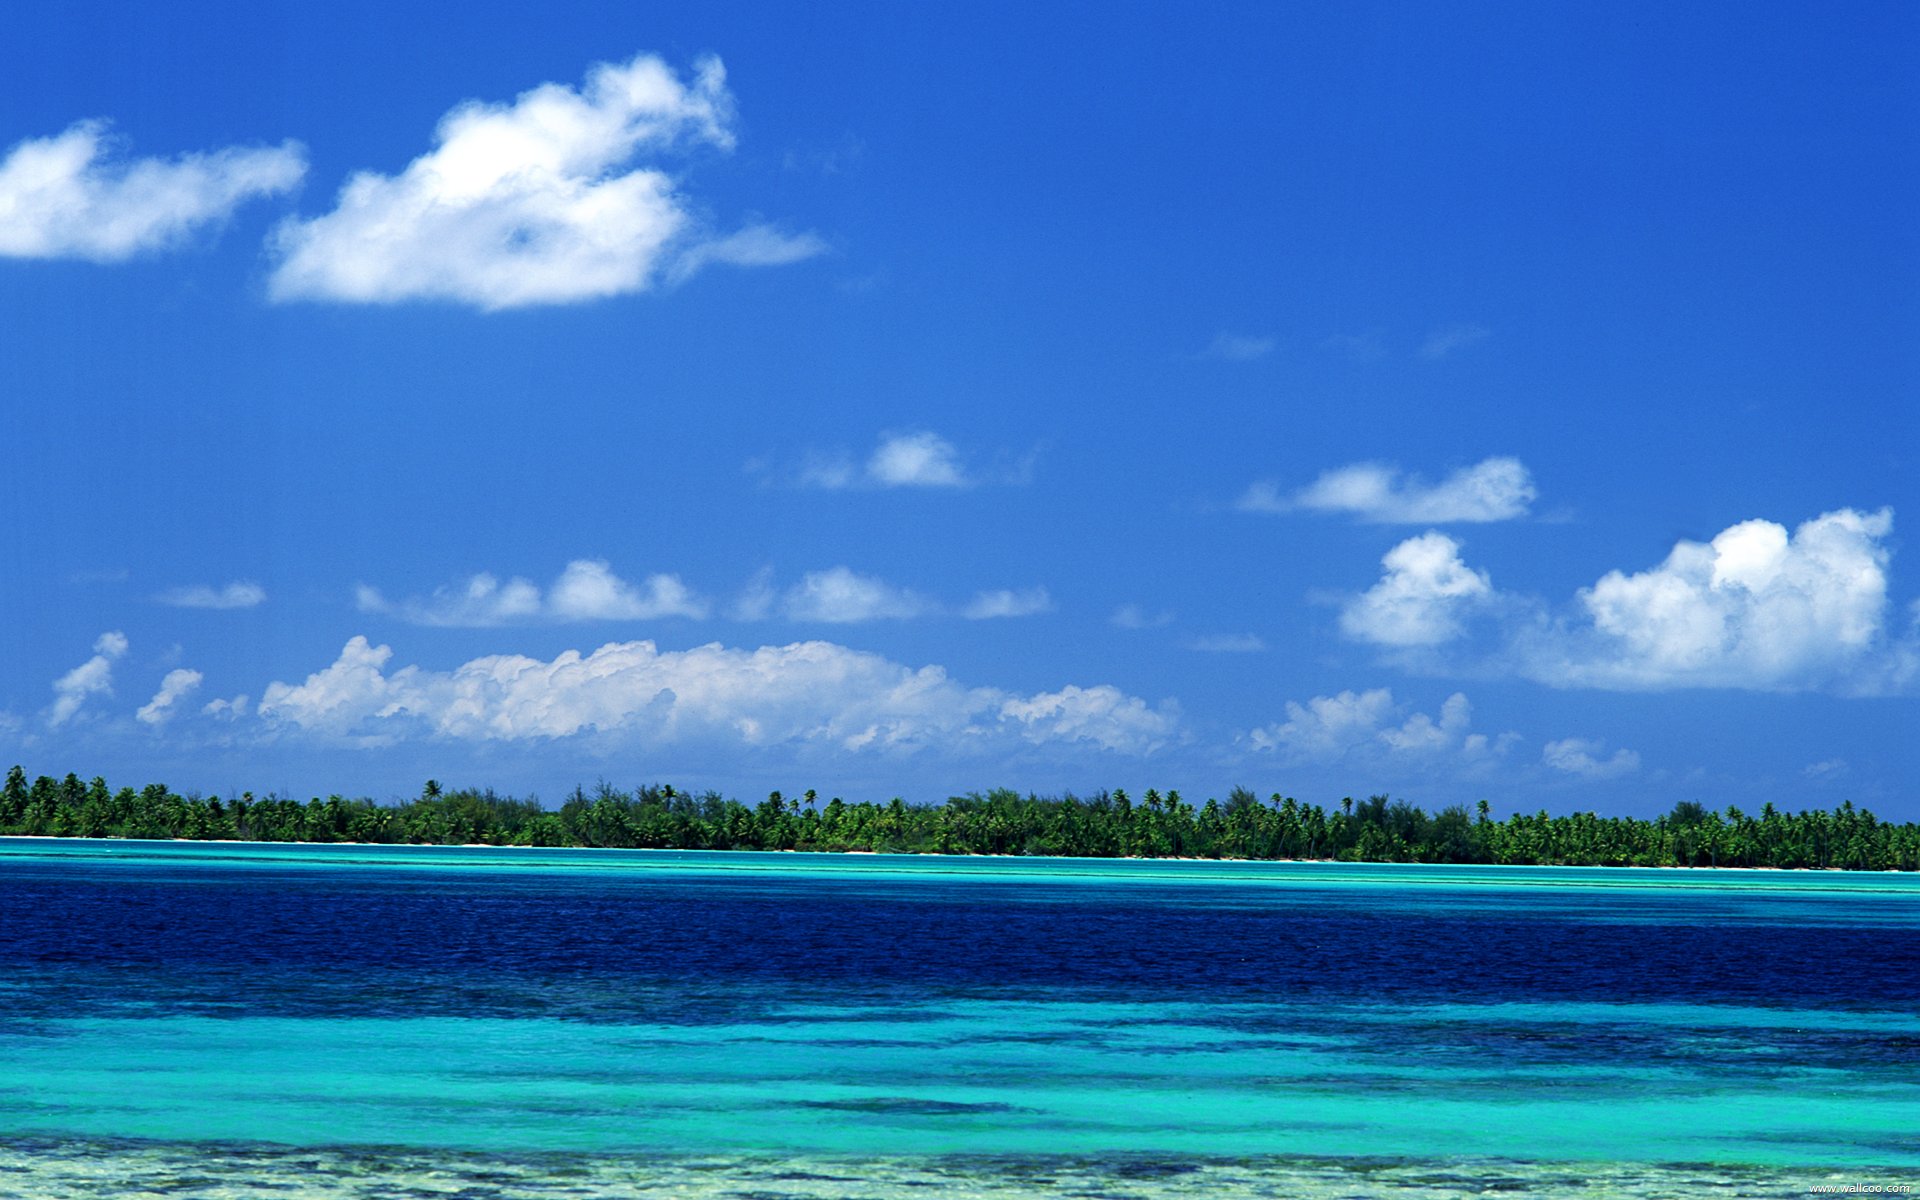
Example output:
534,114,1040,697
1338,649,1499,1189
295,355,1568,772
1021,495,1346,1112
1419,323,1491,360
1200,332,1276,362
1248,688,1391,759
359,560,706,626
793,431,1009,490
257,635,1178,755
48,631,128,727
1339,506,1913,694
137,668,204,727
1246,457,1535,523
1541,737,1640,779
867,431,968,487
268,53,817,309
1526,507,1902,692
1340,531,1494,647
157,581,266,609
0,120,304,262
963,588,1053,620
997,686,1178,754
1111,604,1175,630
1185,633,1267,653
781,567,930,623
1247,688,1509,765
1378,693,1482,755
547,560,706,621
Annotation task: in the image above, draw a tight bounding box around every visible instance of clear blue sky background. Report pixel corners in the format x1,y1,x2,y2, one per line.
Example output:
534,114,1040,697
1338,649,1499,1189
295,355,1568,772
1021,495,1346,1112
2,1,1915,815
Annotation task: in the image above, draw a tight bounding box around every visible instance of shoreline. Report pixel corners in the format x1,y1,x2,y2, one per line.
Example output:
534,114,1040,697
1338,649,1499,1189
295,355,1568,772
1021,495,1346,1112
0,1136,1896,1199
0,832,1900,873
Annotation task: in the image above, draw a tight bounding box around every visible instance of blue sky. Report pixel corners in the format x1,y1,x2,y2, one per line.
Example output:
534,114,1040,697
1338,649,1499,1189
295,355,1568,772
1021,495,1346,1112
3,2,1916,816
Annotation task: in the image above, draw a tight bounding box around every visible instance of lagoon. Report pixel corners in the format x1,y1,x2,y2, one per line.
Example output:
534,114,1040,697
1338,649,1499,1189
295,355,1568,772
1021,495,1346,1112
1,840,1916,1196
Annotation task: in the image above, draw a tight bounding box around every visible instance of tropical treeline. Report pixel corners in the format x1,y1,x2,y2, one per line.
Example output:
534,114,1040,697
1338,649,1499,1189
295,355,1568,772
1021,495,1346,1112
2,766,1916,870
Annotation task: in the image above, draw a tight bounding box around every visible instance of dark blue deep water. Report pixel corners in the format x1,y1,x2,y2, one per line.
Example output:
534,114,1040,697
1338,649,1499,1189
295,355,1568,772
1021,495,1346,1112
2,841,1917,1197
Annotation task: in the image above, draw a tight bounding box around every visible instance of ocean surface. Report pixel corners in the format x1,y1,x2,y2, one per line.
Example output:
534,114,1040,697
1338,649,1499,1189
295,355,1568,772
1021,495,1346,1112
1,840,1916,1198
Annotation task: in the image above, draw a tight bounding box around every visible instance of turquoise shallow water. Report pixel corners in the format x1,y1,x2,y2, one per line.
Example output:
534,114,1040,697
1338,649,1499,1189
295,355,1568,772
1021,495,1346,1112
6,1001,1919,1162
2,840,1917,1196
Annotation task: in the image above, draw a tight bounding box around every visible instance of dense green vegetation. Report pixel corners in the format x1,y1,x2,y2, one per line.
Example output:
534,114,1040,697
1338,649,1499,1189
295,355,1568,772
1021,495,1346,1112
1,765,1915,869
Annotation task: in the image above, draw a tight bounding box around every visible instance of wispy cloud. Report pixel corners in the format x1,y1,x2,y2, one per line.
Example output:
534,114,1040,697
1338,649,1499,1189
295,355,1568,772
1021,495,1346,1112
358,560,707,626
1321,331,1386,362
67,568,130,585
1199,332,1276,362
0,120,304,262
963,588,1054,620
1110,604,1175,630
157,581,266,610
1420,323,1491,360
1184,633,1267,653
268,53,817,309
48,631,127,727
782,134,865,176
731,570,1051,624
203,694,250,721
664,223,826,286
1239,457,1536,524
1803,758,1849,782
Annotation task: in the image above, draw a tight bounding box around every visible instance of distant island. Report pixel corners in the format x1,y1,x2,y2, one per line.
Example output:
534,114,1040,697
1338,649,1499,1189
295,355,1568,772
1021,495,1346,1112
2,765,1913,870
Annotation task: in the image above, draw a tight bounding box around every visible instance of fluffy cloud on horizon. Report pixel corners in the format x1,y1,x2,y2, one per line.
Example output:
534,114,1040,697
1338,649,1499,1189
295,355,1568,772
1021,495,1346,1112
255,635,1180,756
1245,688,1515,769
0,120,304,262
267,53,818,309
1527,507,1908,692
1541,736,1641,780
1240,457,1536,524
358,560,707,626
1339,507,1915,694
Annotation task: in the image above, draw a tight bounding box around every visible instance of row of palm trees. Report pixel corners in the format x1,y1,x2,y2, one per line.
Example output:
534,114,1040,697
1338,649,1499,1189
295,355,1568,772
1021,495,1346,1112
2,767,1915,870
